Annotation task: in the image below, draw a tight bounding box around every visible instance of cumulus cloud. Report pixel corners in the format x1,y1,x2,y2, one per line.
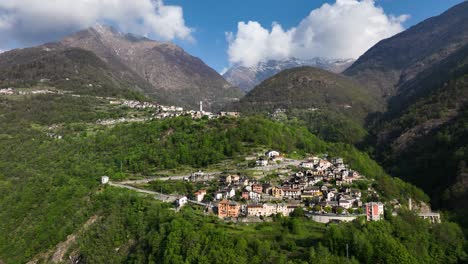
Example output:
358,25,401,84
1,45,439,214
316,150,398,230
0,0,193,48
227,0,409,67
227,22,293,67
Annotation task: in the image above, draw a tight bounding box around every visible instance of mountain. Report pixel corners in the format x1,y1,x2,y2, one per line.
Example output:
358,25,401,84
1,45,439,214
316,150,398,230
368,41,468,212
0,45,149,100
233,66,382,119
223,58,354,92
344,1,468,99
230,66,384,143
57,24,243,110
345,1,468,217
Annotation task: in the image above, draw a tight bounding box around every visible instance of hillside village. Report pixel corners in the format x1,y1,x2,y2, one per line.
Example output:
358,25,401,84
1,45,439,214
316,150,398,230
107,149,441,225
1,1,467,262
197,151,386,223
1,87,240,126
2,87,441,225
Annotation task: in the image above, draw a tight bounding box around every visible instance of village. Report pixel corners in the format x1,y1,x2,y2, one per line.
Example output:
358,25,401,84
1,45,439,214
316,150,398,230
1,87,239,126
186,151,385,223
105,99,239,121
1,86,240,140
103,149,441,225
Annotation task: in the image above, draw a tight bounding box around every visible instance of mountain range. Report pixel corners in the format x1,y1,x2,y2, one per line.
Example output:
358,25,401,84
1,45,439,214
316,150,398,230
344,1,468,99
0,24,244,111
223,58,354,92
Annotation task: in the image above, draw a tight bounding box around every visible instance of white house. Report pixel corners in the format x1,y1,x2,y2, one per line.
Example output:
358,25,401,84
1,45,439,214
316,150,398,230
215,192,224,200
247,203,300,217
282,188,301,199
101,176,109,184
249,191,262,201
339,200,352,209
295,171,304,177
265,150,280,158
176,196,188,207
227,188,236,198
194,190,207,202
300,162,315,169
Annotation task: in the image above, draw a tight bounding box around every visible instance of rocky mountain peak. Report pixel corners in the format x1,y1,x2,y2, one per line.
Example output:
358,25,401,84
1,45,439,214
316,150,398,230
58,24,242,110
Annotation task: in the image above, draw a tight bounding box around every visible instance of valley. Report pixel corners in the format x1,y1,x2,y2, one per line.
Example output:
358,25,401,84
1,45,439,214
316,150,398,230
0,87,463,263
0,1,467,263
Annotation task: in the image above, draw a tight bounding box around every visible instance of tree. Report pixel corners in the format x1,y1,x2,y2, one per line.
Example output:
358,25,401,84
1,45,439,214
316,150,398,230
290,207,305,218
313,205,322,212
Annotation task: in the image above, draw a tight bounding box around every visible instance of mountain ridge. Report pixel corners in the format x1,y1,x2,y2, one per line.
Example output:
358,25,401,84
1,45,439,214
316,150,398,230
340,1,468,220
223,57,354,92
227,66,384,143
58,24,243,110
0,45,151,100
344,1,468,98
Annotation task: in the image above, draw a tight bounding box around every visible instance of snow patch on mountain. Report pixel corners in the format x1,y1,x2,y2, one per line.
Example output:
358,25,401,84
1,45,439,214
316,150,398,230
223,58,355,92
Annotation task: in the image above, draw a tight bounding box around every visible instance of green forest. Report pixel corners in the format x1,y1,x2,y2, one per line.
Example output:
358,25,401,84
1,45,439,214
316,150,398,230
0,93,466,263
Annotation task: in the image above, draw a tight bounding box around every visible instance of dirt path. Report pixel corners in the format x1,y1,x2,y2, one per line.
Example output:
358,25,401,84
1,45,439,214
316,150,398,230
50,215,99,263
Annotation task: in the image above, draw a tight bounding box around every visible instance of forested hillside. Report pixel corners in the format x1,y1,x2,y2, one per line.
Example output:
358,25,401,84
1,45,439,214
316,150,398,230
0,92,464,263
229,66,384,144
0,46,152,101
365,43,468,229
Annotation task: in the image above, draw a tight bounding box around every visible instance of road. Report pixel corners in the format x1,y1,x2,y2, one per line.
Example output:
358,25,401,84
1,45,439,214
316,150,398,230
109,182,178,202
119,171,222,185
248,159,302,171
108,181,213,208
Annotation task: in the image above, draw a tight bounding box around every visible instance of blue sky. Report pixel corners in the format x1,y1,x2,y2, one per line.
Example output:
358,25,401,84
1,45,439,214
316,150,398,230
0,0,465,73
167,0,465,72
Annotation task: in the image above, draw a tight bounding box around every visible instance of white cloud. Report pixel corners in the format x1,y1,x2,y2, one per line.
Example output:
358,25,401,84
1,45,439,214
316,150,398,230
227,0,409,67
0,0,193,48
228,21,293,67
